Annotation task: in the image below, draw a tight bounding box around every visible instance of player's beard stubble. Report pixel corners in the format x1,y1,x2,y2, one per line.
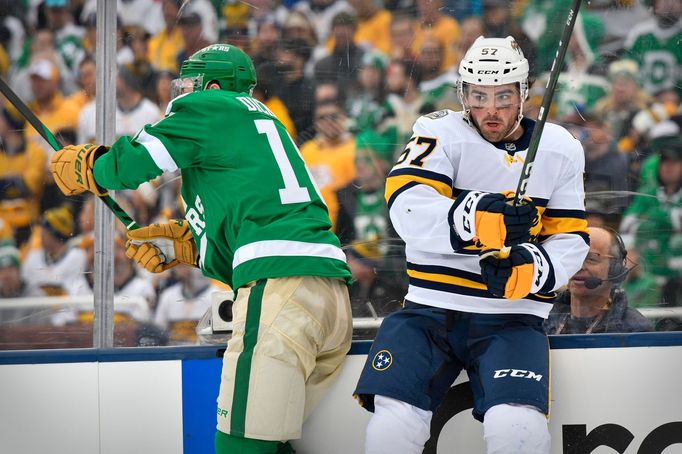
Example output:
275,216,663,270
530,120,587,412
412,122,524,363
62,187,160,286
472,108,522,143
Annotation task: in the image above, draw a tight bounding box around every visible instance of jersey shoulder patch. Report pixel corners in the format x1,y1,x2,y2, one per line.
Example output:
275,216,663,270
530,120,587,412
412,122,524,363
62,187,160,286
425,110,449,120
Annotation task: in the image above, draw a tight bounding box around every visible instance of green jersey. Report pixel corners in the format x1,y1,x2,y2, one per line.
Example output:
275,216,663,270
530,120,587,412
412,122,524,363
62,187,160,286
624,18,682,96
94,90,351,289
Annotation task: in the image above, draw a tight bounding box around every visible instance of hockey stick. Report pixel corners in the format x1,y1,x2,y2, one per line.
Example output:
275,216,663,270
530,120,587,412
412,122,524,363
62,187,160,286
499,0,583,258
0,76,139,230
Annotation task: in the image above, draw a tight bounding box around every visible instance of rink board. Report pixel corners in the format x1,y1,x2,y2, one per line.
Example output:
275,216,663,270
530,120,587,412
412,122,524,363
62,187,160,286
1,334,682,454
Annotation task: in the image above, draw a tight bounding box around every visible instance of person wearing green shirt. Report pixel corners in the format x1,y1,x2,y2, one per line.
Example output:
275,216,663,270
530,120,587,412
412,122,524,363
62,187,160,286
49,44,352,454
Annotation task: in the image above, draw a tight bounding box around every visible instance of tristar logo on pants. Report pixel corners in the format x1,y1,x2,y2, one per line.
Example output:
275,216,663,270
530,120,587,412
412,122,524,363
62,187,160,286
75,144,93,184
493,369,543,381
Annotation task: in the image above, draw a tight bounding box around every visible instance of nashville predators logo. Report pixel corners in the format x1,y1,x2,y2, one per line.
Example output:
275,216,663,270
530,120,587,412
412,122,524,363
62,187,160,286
372,350,393,371
504,153,525,167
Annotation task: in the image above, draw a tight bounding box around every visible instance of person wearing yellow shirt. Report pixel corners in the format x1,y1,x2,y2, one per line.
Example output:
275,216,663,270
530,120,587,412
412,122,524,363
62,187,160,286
64,56,96,118
147,0,185,73
252,64,297,139
414,0,461,70
347,0,392,55
22,57,80,158
0,108,46,247
300,99,356,229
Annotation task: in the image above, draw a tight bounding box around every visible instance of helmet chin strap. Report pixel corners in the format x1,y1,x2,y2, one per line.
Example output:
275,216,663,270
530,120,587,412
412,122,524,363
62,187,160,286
501,102,525,140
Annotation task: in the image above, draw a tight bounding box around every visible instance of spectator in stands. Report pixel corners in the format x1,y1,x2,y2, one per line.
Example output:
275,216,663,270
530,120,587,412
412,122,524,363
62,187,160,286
635,119,682,193
453,15,484,66
553,11,609,119
417,35,459,111
281,10,319,64
176,12,211,70
347,50,388,133
0,108,46,247
564,112,630,217
81,13,133,67
593,59,653,155
545,227,653,334
294,0,353,46
122,26,157,101
251,18,280,68
347,0,392,55
252,63,296,138
624,0,682,98
314,12,363,98
620,133,682,282
154,70,175,115
0,241,41,299
43,0,84,91
335,131,406,319
388,12,417,61
147,0,185,73
66,56,96,112
54,232,157,326
24,56,80,158
79,67,160,144
380,58,435,153
300,99,356,228
154,265,218,344
275,38,315,144
22,205,89,297
414,0,461,70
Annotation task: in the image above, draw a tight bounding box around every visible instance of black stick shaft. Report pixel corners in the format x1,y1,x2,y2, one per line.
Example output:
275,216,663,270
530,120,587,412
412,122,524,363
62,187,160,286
513,0,583,205
0,76,139,230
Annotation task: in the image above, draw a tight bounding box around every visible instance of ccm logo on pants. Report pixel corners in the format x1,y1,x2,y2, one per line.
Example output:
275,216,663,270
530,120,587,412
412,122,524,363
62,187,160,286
493,369,543,381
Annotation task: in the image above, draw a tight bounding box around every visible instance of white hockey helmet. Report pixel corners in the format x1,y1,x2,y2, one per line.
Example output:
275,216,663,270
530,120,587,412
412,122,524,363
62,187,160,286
459,36,529,89
458,36,529,138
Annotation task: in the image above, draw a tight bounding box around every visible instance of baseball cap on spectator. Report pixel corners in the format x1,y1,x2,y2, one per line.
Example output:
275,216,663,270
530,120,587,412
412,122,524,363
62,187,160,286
283,11,311,31
28,58,59,81
361,50,388,71
0,242,20,269
331,12,357,28
45,0,68,7
653,135,682,162
41,205,74,241
608,59,640,83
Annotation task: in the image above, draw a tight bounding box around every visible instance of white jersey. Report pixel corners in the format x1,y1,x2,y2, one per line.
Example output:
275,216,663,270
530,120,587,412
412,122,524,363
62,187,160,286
21,246,89,297
385,110,589,318
154,282,218,344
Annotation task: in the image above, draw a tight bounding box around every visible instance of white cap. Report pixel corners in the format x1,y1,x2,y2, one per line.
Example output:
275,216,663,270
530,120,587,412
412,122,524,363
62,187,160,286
28,58,58,81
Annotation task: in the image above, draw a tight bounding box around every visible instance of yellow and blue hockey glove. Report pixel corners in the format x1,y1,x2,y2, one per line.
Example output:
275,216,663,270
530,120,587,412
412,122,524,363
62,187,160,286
49,144,109,196
125,220,198,273
452,190,537,250
479,244,554,300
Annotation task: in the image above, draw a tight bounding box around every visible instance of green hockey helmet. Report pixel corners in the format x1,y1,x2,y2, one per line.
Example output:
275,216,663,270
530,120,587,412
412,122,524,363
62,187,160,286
172,44,257,98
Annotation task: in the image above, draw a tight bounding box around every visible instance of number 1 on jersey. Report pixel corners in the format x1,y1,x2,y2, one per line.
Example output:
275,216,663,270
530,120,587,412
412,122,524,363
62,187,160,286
255,119,311,204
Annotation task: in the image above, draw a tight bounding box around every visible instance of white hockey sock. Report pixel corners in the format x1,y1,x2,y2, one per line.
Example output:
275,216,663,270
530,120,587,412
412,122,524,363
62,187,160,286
365,395,432,454
483,404,551,454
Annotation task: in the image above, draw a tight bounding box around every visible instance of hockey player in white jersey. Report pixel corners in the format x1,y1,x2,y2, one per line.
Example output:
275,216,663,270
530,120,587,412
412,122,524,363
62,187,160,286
354,36,590,453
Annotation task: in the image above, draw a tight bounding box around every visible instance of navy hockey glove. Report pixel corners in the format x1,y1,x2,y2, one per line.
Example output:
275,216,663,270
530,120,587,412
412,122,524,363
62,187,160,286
452,190,537,249
480,244,553,299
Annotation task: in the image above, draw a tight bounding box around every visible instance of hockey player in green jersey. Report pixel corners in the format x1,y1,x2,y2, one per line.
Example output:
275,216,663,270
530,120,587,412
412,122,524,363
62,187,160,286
49,44,353,454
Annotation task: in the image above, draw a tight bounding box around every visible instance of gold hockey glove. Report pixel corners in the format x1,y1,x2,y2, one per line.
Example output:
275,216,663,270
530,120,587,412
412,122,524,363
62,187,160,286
125,220,198,273
50,144,109,196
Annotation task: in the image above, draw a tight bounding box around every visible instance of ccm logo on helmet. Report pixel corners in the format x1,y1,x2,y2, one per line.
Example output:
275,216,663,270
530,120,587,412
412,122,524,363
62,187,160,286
477,70,499,74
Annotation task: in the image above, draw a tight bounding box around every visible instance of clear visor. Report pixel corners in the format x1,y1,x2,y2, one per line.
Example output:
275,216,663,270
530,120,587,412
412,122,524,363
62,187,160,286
461,83,521,109
170,75,203,100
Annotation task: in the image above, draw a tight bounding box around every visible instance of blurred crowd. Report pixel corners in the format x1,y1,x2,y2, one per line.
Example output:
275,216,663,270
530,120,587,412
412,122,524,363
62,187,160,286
0,0,681,346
